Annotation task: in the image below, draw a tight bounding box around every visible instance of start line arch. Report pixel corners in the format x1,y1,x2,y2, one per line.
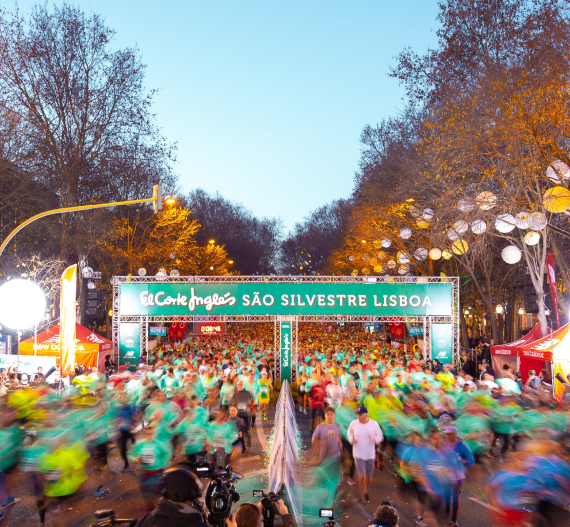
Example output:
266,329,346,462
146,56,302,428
112,275,460,381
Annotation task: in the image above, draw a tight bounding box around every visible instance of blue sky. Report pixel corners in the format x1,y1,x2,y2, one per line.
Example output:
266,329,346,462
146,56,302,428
14,1,440,230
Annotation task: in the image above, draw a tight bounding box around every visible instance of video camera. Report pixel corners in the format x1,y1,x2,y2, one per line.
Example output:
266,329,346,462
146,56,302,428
190,449,242,527
90,509,136,527
252,489,284,527
319,508,335,527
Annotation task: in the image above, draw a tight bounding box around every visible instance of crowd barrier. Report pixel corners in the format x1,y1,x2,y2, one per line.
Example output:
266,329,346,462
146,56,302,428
268,381,303,525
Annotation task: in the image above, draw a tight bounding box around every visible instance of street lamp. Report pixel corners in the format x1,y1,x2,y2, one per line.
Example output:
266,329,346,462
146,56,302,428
165,197,176,206
496,304,503,314
0,279,46,329
209,239,215,245
463,307,469,315
545,307,551,316
108,309,113,317
518,307,524,315
229,260,234,265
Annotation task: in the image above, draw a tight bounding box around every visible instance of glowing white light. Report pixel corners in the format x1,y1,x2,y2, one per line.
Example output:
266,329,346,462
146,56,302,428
0,279,46,329
501,245,522,264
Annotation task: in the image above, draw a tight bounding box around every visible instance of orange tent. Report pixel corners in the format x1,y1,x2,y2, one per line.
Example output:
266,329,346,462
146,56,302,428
519,322,570,403
19,323,112,369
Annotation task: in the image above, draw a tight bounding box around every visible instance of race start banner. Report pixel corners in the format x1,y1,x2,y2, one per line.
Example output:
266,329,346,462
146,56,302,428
431,323,453,363
280,321,293,382
119,282,452,317
119,322,141,371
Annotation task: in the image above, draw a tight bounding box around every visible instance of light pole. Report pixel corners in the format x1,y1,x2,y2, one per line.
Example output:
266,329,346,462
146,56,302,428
0,184,166,258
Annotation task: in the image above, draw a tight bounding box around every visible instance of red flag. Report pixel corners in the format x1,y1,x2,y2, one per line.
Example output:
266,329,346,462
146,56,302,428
546,251,561,327
388,322,405,339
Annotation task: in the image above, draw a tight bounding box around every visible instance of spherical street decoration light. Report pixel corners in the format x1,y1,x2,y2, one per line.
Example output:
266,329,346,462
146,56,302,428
458,199,475,212
377,251,387,260
369,257,378,266
410,204,422,218
156,268,167,280
429,248,442,260
348,255,355,262
373,240,382,249
397,251,410,264
170,269,180,277
422,208,434,221
351,269,358,276
82,266,94,279
501,245,522,264
373,264,383,273
454,220,469,234
524,231,541,246
476,191,497,210
398,265,409,275
514,212,530,229
527,212,547,231
138,267,147,277
387,259,397,269
543,186,570,213
442,250,453,260
452,239,469,255
362,267,371,275
495,214,516,233
0,279,46,329
416,219,430,229
399,228,412,239
381,238,391,248
447,228,459,241
546,160,570,184
414,248,428,261
471,219,487,235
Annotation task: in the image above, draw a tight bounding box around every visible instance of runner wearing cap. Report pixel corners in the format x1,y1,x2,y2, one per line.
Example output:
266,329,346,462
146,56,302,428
347,405,384,504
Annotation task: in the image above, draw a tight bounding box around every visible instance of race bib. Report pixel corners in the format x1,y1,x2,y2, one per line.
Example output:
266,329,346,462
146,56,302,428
140,449,156,465
261,386,268,394
237,403,247,411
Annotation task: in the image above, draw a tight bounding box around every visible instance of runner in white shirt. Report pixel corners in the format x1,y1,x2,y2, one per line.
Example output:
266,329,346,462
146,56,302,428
326,376,346,408
347,405,384,504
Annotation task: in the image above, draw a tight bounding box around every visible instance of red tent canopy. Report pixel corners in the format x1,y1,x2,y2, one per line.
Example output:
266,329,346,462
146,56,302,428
491,324,543,357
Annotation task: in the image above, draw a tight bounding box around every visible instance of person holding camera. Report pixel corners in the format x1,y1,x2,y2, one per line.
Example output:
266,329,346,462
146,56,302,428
134,464,209,527
227,499,295,527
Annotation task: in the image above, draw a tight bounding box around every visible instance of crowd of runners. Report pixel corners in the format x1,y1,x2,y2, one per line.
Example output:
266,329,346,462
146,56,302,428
0,322,569,527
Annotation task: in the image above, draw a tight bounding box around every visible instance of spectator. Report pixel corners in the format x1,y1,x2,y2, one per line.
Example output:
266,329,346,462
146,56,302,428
369,504,399,527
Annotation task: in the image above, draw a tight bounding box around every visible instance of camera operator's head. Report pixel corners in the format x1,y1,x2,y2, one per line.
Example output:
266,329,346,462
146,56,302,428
235,503,261,527
370,504,399,527
161,464,203,504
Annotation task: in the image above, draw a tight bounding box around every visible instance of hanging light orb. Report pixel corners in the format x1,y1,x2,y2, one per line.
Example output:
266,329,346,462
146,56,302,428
377,251,387,260
442,250,453,260
454,220,469,234
87,280,96,290
452,239,469,255
138,267,147,277
429,248,442,260
471,219,487,235
156,268,168,280
447,228,459,241
416,220,430,229
348,255,355,262
400,228,412,239
351,269,358,276
369,257,378,266
414,248,428,261
398,265,409,275
524,231,541,246
397,251,410,264
169,253,176,259
501,245,522,264
458,198,475,212
373,264,383,273
363,254,370,261
362,267,371,275
514,212,530,229
373,240,382,249
476,191,497,210
527,212,547,231
543,186,570,213
381,238,391,248
410,204,422,218
422,208,434,221
170,269,180,277
494,214,516,233
387,259,396,269
546,160,570,184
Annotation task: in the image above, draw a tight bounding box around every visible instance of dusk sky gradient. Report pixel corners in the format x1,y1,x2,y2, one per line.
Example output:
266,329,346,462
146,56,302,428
14,1,440,229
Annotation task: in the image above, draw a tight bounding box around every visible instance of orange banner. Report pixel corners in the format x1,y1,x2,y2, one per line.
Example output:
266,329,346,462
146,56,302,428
60,264,77,376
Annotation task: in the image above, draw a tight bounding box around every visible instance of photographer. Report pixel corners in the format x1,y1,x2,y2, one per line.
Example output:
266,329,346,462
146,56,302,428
367,504,399,527
227,499,295,527
135,465,209,527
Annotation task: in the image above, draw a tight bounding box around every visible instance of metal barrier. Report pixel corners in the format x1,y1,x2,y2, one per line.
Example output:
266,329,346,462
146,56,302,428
268,381,302,525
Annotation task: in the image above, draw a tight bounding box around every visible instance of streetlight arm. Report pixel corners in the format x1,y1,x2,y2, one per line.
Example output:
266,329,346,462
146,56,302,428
0,193,158,259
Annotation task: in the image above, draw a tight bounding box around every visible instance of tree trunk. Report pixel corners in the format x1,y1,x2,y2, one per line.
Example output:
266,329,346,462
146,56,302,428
460,309,469,348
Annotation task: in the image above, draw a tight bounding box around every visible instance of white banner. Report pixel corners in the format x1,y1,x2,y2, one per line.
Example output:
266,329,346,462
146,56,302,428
0,354,57,375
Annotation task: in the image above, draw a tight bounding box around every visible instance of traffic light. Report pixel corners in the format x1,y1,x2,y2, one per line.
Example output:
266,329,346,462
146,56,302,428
85,289,106,320
153,184,163,214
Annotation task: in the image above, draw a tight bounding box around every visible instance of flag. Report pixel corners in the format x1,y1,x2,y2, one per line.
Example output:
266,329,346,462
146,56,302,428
546,251,561,327
388,322,405,339
60,265,77,377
